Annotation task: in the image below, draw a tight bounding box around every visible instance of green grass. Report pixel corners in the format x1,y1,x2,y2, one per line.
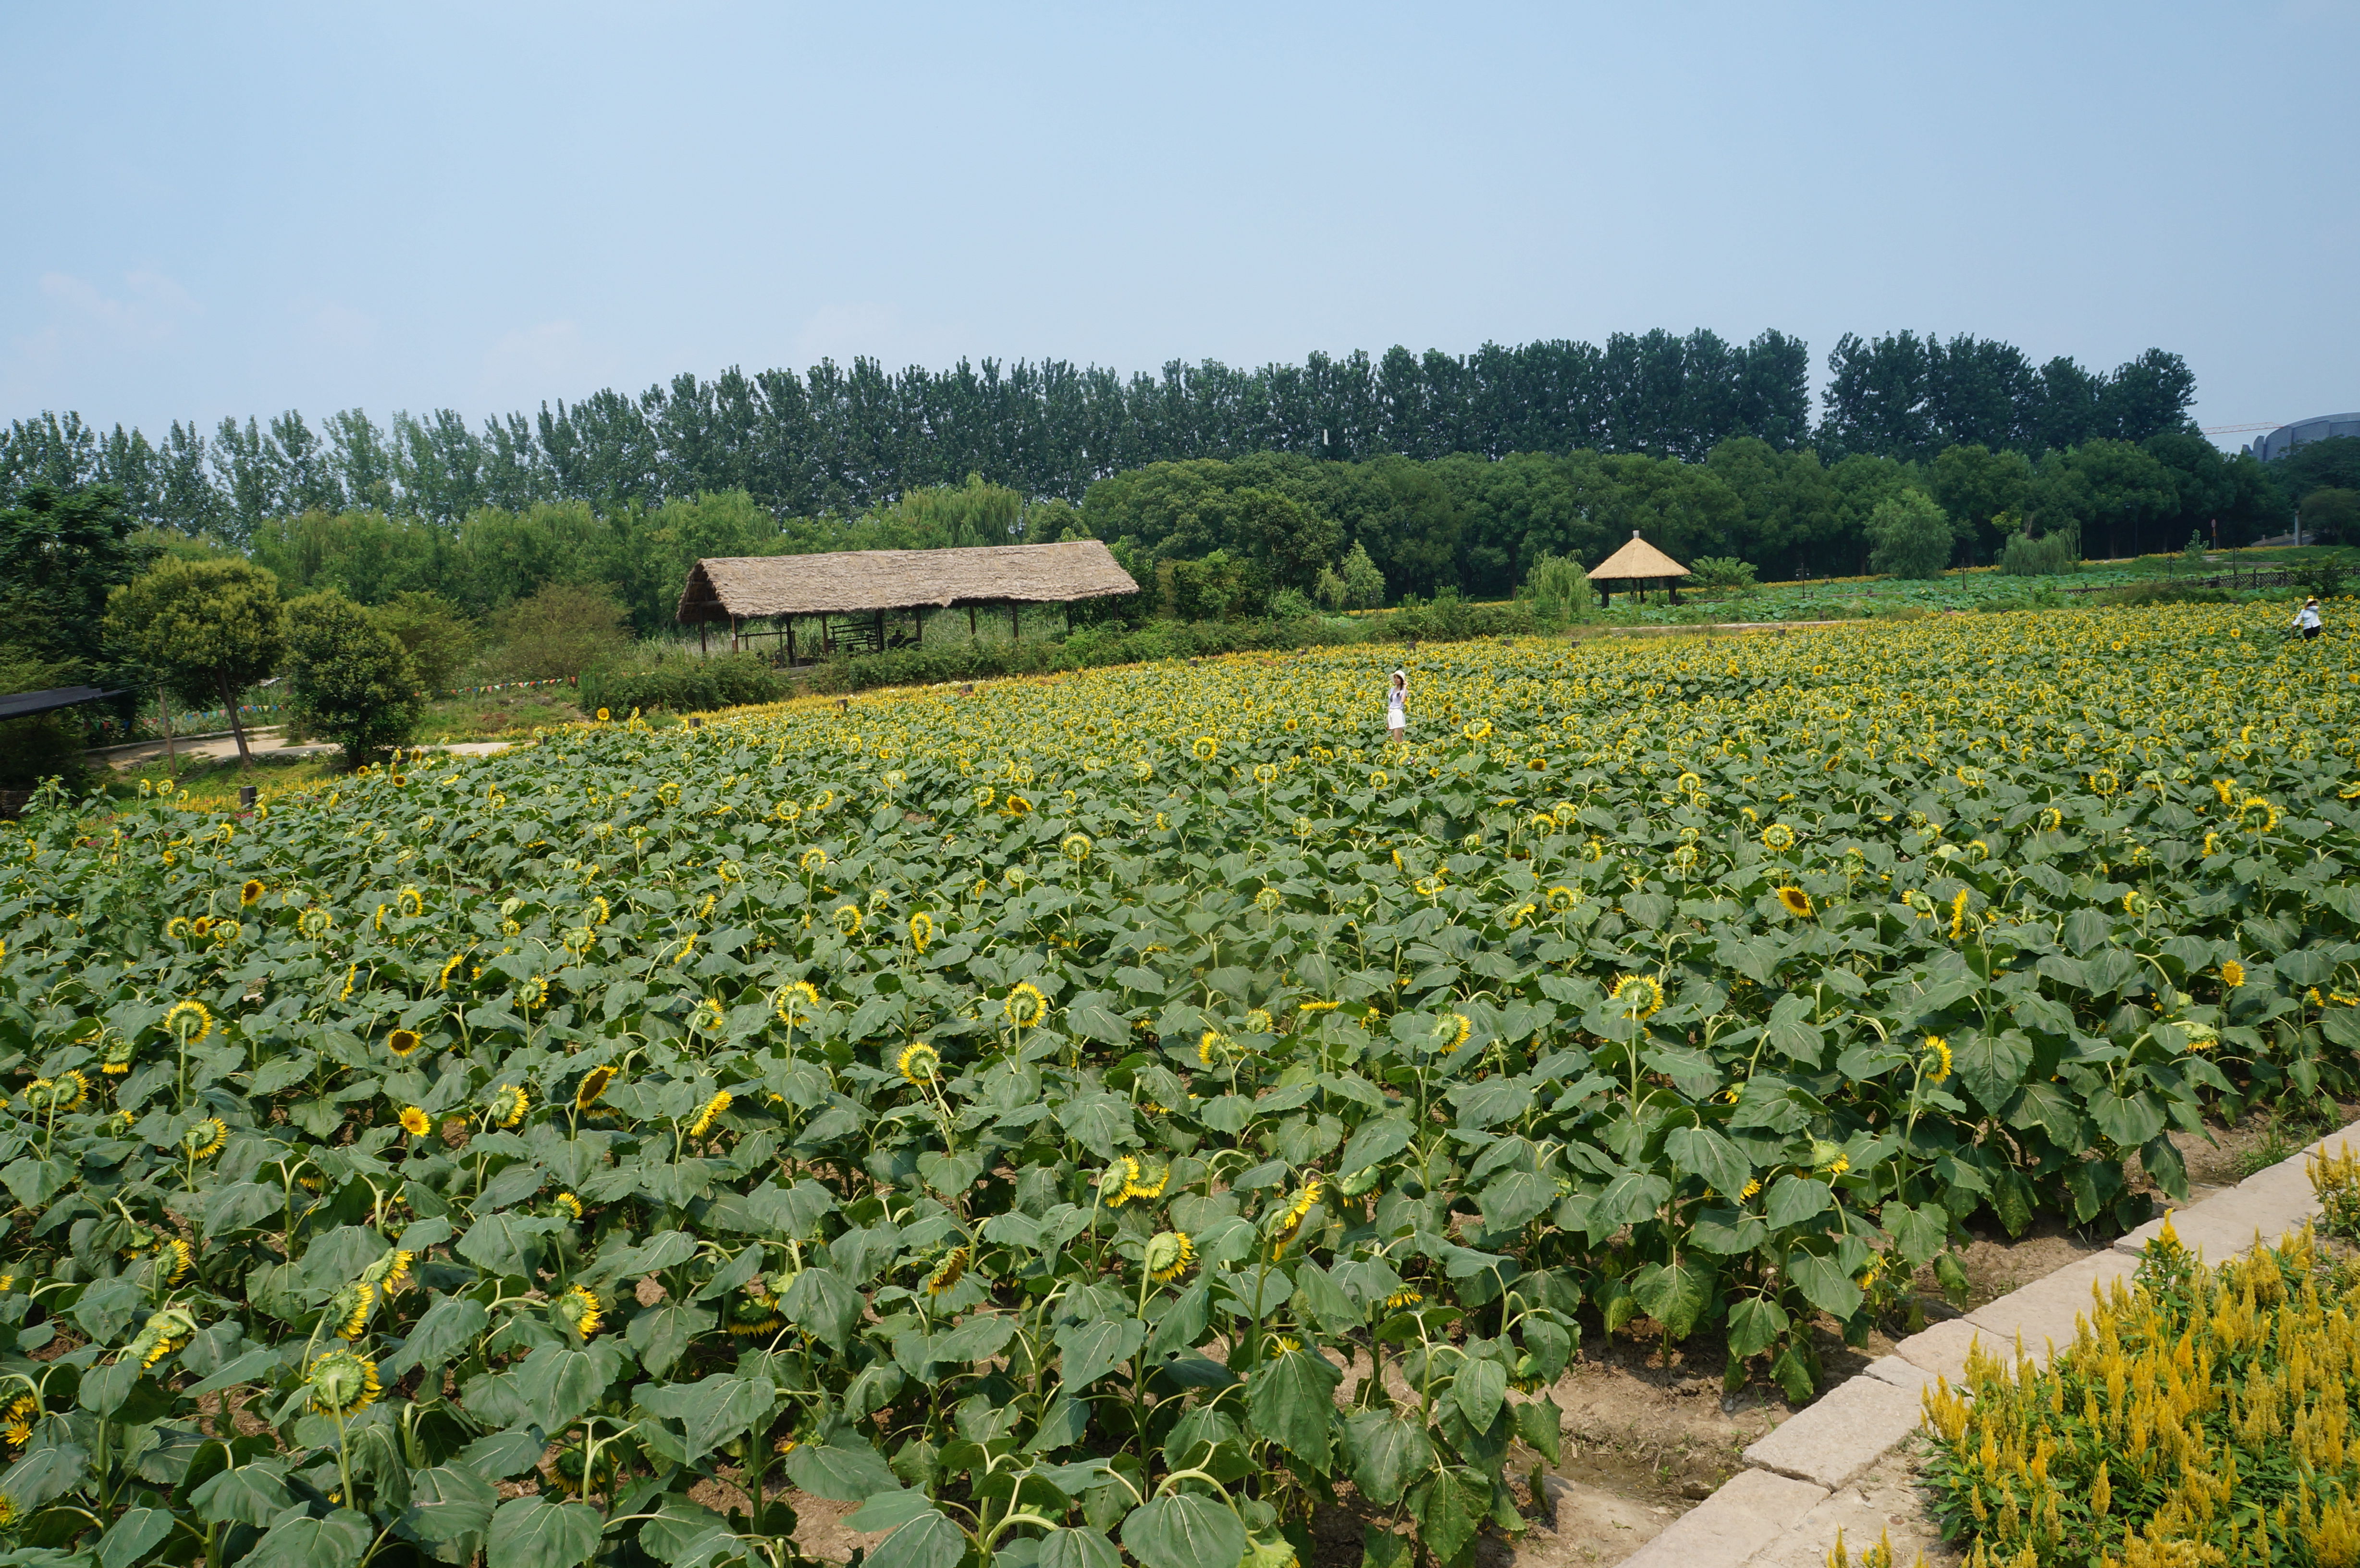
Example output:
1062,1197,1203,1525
98,748,342,811
405,688,582,743
2231,1103,2341,1180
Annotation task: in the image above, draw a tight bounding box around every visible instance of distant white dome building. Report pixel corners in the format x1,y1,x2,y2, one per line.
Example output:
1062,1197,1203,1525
2251,413,2360,462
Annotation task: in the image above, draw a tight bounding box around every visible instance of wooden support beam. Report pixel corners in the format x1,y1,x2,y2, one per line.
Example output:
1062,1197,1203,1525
786,617,796,666
699,620,708,656
1011,601,1020,643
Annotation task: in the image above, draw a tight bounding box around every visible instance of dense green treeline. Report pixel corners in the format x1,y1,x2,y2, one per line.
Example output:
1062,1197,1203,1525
0,329,2197,541
223,429,2288,639
242,482,1084,635
1075,433,2286,603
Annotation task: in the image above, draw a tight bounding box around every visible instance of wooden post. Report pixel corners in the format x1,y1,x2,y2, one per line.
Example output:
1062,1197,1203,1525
786,617,797,666
731,616,741,654
968,604,977,640
1011,601,1020,643
699,620,708,656
876,608,886,651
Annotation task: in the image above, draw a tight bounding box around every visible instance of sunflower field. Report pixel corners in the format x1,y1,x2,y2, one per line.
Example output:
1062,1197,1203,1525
1,601,2357,1568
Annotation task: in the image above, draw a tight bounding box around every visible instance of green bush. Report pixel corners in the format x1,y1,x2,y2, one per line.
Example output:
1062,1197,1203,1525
369,591,477,693
2300,488,2360,546
580,651,786,716
1866,491,1954,579
2000,529,2079,576
1374,599,1536,642
1315,542,1387,611
1269,588,1318,622
2296,551,2352,601
1521,553,1592,624
485,582,633,680
2097,580,2235,607
1687,555,1760,590
283,590,425,766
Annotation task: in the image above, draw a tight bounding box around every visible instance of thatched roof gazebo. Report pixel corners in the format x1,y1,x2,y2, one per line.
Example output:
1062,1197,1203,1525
676,539,1139,661
1585,531,1692,606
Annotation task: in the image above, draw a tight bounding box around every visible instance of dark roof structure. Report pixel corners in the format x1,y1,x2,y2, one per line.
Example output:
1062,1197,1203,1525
676,540,1140,625
0,686,123,722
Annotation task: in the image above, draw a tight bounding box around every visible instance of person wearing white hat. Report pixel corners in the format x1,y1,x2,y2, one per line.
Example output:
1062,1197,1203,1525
2295,597,2324,641
1387,668,1408,744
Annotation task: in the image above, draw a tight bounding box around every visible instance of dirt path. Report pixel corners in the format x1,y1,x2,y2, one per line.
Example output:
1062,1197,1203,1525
92,727,338,768
89,731,518,769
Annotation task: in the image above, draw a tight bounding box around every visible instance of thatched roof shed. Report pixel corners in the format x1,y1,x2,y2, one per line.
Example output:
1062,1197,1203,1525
676,539,1138,625
1585,532,1691,582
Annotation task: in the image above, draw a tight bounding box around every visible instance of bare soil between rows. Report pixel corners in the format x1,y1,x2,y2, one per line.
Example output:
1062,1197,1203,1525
1477,1100,2354,1568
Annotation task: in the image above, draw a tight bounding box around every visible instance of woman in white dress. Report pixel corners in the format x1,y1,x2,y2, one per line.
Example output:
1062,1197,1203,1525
1387,668,1408,744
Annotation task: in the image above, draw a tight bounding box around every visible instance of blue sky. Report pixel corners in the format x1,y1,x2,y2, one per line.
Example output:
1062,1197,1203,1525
4,1,2354,445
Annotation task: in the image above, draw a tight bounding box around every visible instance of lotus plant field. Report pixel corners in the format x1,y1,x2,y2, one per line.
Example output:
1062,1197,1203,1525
2,602,2358,1568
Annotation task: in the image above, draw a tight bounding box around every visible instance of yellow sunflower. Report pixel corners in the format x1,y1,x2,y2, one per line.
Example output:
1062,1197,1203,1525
1776,885,1815,918
162,999,212,1043
575,1065,616,1110
329,1280,376,1339
773,980,822,1029
926,1247,970,1295
398,1106,431,1137
555,1285,602,1340
1145,1230,1197,1284
688,1090,733,1137
386,1028,422,1058
897,1042,941,1086
306,1348,381,1417
1922,1036,1952,1082
1609,973,1665,1021
1004,981,1047,1029
486,1084,530,1127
